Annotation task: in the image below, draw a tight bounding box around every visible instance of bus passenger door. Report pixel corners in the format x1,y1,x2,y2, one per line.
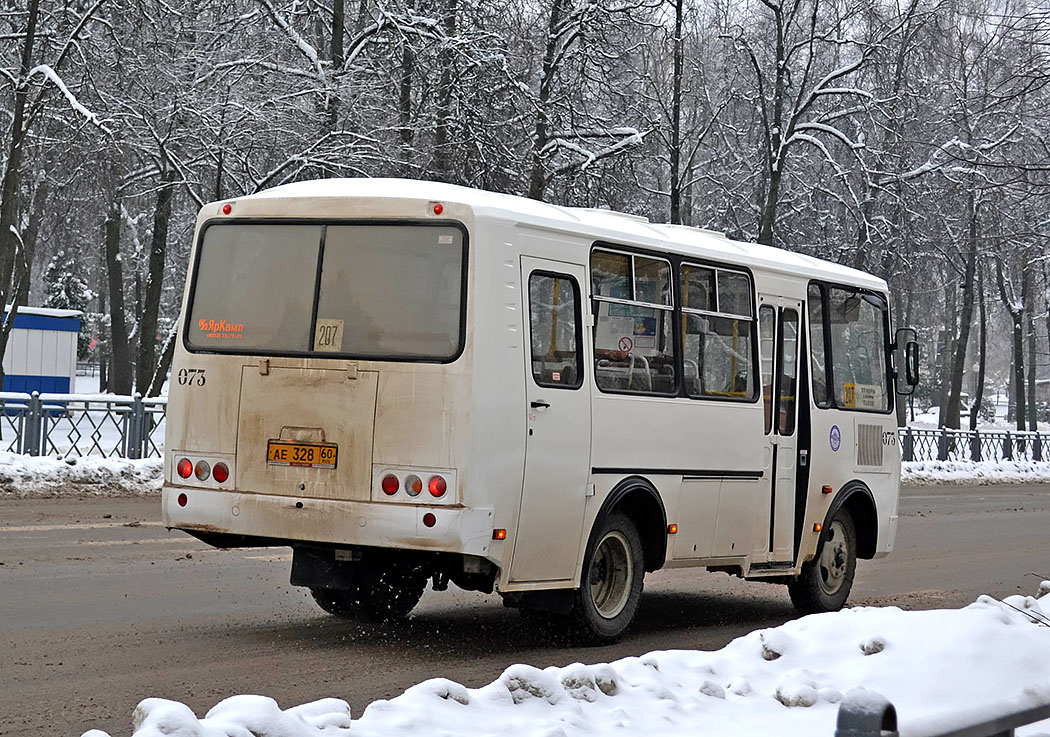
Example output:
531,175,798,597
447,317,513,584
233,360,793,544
510,258,592,583
757,296,802,564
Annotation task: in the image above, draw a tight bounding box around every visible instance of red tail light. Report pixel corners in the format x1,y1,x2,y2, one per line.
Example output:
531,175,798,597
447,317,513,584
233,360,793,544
428,475,447,498
213,462,229,483
381,474,400,495
177,458,192,479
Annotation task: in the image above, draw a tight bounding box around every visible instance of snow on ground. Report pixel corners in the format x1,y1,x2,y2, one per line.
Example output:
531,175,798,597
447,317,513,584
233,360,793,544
901,460,1050,486
84,586,1050,737
0,451,162,497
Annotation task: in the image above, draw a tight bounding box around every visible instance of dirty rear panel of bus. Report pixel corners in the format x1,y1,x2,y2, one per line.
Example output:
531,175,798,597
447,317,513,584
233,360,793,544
161,204,488,557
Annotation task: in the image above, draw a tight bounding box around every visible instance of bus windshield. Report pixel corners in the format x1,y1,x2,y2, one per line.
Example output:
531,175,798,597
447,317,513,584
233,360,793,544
185,222,466,361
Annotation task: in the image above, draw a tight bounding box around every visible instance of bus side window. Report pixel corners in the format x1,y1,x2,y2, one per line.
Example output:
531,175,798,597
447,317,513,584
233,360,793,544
778,309,800,435
759,305,776,434
808,284,830,407
529,272,582,389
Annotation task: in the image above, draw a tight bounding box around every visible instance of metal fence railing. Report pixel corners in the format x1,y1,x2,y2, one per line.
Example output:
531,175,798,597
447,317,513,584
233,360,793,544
899,427,1050,463
0,391,166,460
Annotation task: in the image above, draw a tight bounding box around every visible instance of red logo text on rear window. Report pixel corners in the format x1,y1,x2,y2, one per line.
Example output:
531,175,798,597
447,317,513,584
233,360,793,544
198,318,245,340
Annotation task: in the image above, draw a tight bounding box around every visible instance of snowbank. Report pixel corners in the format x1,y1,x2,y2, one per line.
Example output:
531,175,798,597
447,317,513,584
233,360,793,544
0,451,162,498
902,460,1050,486
84,587,1050,737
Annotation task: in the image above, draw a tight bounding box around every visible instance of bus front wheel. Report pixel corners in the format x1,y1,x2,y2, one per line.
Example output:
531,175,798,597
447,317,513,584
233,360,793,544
788,508,857,614
572,513,645,643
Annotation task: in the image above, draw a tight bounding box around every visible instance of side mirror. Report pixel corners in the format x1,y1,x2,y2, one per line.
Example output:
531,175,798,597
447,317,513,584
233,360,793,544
894,327,919,395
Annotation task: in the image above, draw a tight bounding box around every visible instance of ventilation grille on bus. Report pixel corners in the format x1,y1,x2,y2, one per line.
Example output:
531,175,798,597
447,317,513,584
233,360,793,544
857,424,884,467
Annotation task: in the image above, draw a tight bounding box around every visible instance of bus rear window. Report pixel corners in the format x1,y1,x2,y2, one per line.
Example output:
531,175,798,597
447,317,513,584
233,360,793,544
186,222,465,361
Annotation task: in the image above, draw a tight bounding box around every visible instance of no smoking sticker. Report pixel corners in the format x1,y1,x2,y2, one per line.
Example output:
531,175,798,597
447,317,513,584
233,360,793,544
618,336,633,352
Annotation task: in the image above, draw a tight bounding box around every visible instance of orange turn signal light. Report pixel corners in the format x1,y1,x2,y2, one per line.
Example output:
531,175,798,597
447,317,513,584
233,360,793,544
667,523,678,535
492,529,507,540
813,522,823,532
821,485,833,494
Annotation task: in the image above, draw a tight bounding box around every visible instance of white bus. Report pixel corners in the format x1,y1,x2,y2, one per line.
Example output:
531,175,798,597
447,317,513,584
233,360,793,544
162,179,918,642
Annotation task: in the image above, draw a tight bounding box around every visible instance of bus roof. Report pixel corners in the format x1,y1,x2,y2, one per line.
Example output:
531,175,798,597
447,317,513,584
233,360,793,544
239,178,887,292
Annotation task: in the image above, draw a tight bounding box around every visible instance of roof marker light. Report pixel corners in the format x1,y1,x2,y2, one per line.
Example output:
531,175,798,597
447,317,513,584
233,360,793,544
432,203,444,215
222,203,232,215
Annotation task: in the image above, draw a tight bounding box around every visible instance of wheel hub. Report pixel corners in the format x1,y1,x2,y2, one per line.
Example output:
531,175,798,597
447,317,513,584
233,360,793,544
817,520,849,596
589,531,633,619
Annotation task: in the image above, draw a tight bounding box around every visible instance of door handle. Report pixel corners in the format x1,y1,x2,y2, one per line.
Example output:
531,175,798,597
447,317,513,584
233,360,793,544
530,400,551,409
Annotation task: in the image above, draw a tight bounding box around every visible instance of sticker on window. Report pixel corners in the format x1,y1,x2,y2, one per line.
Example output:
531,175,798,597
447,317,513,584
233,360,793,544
198,318,244,340
843,382,883,410
314,319,344,352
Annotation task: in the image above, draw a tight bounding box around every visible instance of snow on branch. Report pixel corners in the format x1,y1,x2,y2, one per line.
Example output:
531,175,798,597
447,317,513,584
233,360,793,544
791,122,865,151
544,128,647,173
255,0,325,80
26,65,110,134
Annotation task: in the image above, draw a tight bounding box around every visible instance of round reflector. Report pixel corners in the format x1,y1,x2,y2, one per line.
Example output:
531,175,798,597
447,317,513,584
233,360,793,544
177,493,188,507
176,458,192,479
428,475,447,498
405,474,423,496
213,462,230,484
423,512,436,528
195,460,211,481
381,474,400,495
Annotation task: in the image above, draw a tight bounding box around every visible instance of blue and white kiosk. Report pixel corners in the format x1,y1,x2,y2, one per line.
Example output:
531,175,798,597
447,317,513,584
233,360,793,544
1,306,81,394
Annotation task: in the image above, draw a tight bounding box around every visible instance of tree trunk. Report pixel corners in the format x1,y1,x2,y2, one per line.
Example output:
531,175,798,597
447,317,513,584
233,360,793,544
1024,263,1037,432
106,199,133,395
527,0,570,200
325,0,345,129
0,0,41,382
937,272,956,424
969,262,986,432
944,192,979,430
135,171,176,392
432,0,458,181
148,323,178,397
668,0,684,224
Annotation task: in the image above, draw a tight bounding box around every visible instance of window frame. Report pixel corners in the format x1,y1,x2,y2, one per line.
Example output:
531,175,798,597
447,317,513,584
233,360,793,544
527,269,585,391
590,244,678,397
588,242,760,404
183,217,470,364
807,279,894,415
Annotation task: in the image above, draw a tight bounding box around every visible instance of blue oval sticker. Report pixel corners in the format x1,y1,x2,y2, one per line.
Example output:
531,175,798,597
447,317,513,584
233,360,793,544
830,425,841,452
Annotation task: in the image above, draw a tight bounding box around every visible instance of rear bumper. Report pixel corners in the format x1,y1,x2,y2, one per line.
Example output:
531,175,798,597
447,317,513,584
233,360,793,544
162,485,496,559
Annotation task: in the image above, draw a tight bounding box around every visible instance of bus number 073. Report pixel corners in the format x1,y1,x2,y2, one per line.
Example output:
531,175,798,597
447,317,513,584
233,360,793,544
178,368,206,386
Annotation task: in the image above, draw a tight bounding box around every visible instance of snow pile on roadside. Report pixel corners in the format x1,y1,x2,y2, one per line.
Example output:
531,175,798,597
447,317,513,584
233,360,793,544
0,451,162,498
902,460,1050,485
84,587,1050,737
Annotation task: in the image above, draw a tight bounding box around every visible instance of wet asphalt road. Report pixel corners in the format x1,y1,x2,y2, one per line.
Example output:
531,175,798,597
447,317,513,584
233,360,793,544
2,483,1049,737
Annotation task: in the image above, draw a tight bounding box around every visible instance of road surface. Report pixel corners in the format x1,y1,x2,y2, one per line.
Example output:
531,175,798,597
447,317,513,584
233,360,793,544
2,483,1049,737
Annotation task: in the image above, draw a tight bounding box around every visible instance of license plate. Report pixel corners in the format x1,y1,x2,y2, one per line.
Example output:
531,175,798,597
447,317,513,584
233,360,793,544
266,441,338,469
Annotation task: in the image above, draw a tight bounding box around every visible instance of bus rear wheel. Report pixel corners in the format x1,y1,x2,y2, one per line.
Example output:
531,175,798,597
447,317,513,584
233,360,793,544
310,565,426,622
311,585,366,619
788,508,857,614
571,513,644,643
361,566,427,622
